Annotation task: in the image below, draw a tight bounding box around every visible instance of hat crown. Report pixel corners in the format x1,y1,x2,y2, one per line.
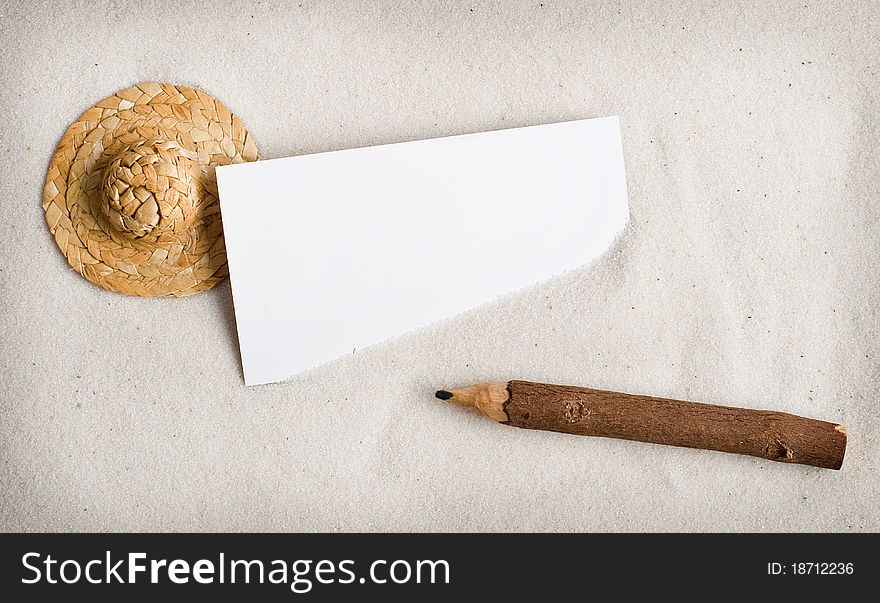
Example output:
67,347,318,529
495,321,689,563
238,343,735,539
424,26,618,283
101,139,199,243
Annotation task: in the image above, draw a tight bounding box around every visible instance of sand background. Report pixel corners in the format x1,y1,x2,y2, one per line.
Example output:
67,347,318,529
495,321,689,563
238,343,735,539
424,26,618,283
1,0,877,531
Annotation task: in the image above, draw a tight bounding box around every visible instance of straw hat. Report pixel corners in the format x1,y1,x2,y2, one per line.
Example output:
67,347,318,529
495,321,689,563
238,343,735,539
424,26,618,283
43,82,258,296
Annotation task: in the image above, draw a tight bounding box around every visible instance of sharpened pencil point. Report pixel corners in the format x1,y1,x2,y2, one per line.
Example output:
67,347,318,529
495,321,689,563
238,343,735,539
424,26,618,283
435,382,511,422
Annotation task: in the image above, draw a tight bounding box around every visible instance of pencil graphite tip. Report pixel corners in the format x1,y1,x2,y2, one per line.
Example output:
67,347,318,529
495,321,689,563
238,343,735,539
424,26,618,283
435,390,454,400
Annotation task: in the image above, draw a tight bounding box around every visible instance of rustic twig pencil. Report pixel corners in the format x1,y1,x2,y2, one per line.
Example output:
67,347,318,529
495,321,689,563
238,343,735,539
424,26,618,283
435,381,847,469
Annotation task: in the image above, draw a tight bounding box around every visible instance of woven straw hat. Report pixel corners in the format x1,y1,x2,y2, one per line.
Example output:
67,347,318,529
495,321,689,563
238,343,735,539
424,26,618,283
43,82,258,296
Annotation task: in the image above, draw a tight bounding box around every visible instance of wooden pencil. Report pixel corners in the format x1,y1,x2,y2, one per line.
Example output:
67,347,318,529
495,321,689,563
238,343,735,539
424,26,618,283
435,381,847,469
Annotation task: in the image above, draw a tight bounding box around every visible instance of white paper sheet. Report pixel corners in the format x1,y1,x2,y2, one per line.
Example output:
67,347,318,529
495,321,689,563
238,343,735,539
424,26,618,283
217,117,629,385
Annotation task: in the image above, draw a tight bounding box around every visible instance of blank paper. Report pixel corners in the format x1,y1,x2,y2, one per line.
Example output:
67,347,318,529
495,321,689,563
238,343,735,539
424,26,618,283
217,117,629,385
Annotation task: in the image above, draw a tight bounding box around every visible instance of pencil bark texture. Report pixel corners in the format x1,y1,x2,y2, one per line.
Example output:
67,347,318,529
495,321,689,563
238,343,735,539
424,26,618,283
504,381,846,469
